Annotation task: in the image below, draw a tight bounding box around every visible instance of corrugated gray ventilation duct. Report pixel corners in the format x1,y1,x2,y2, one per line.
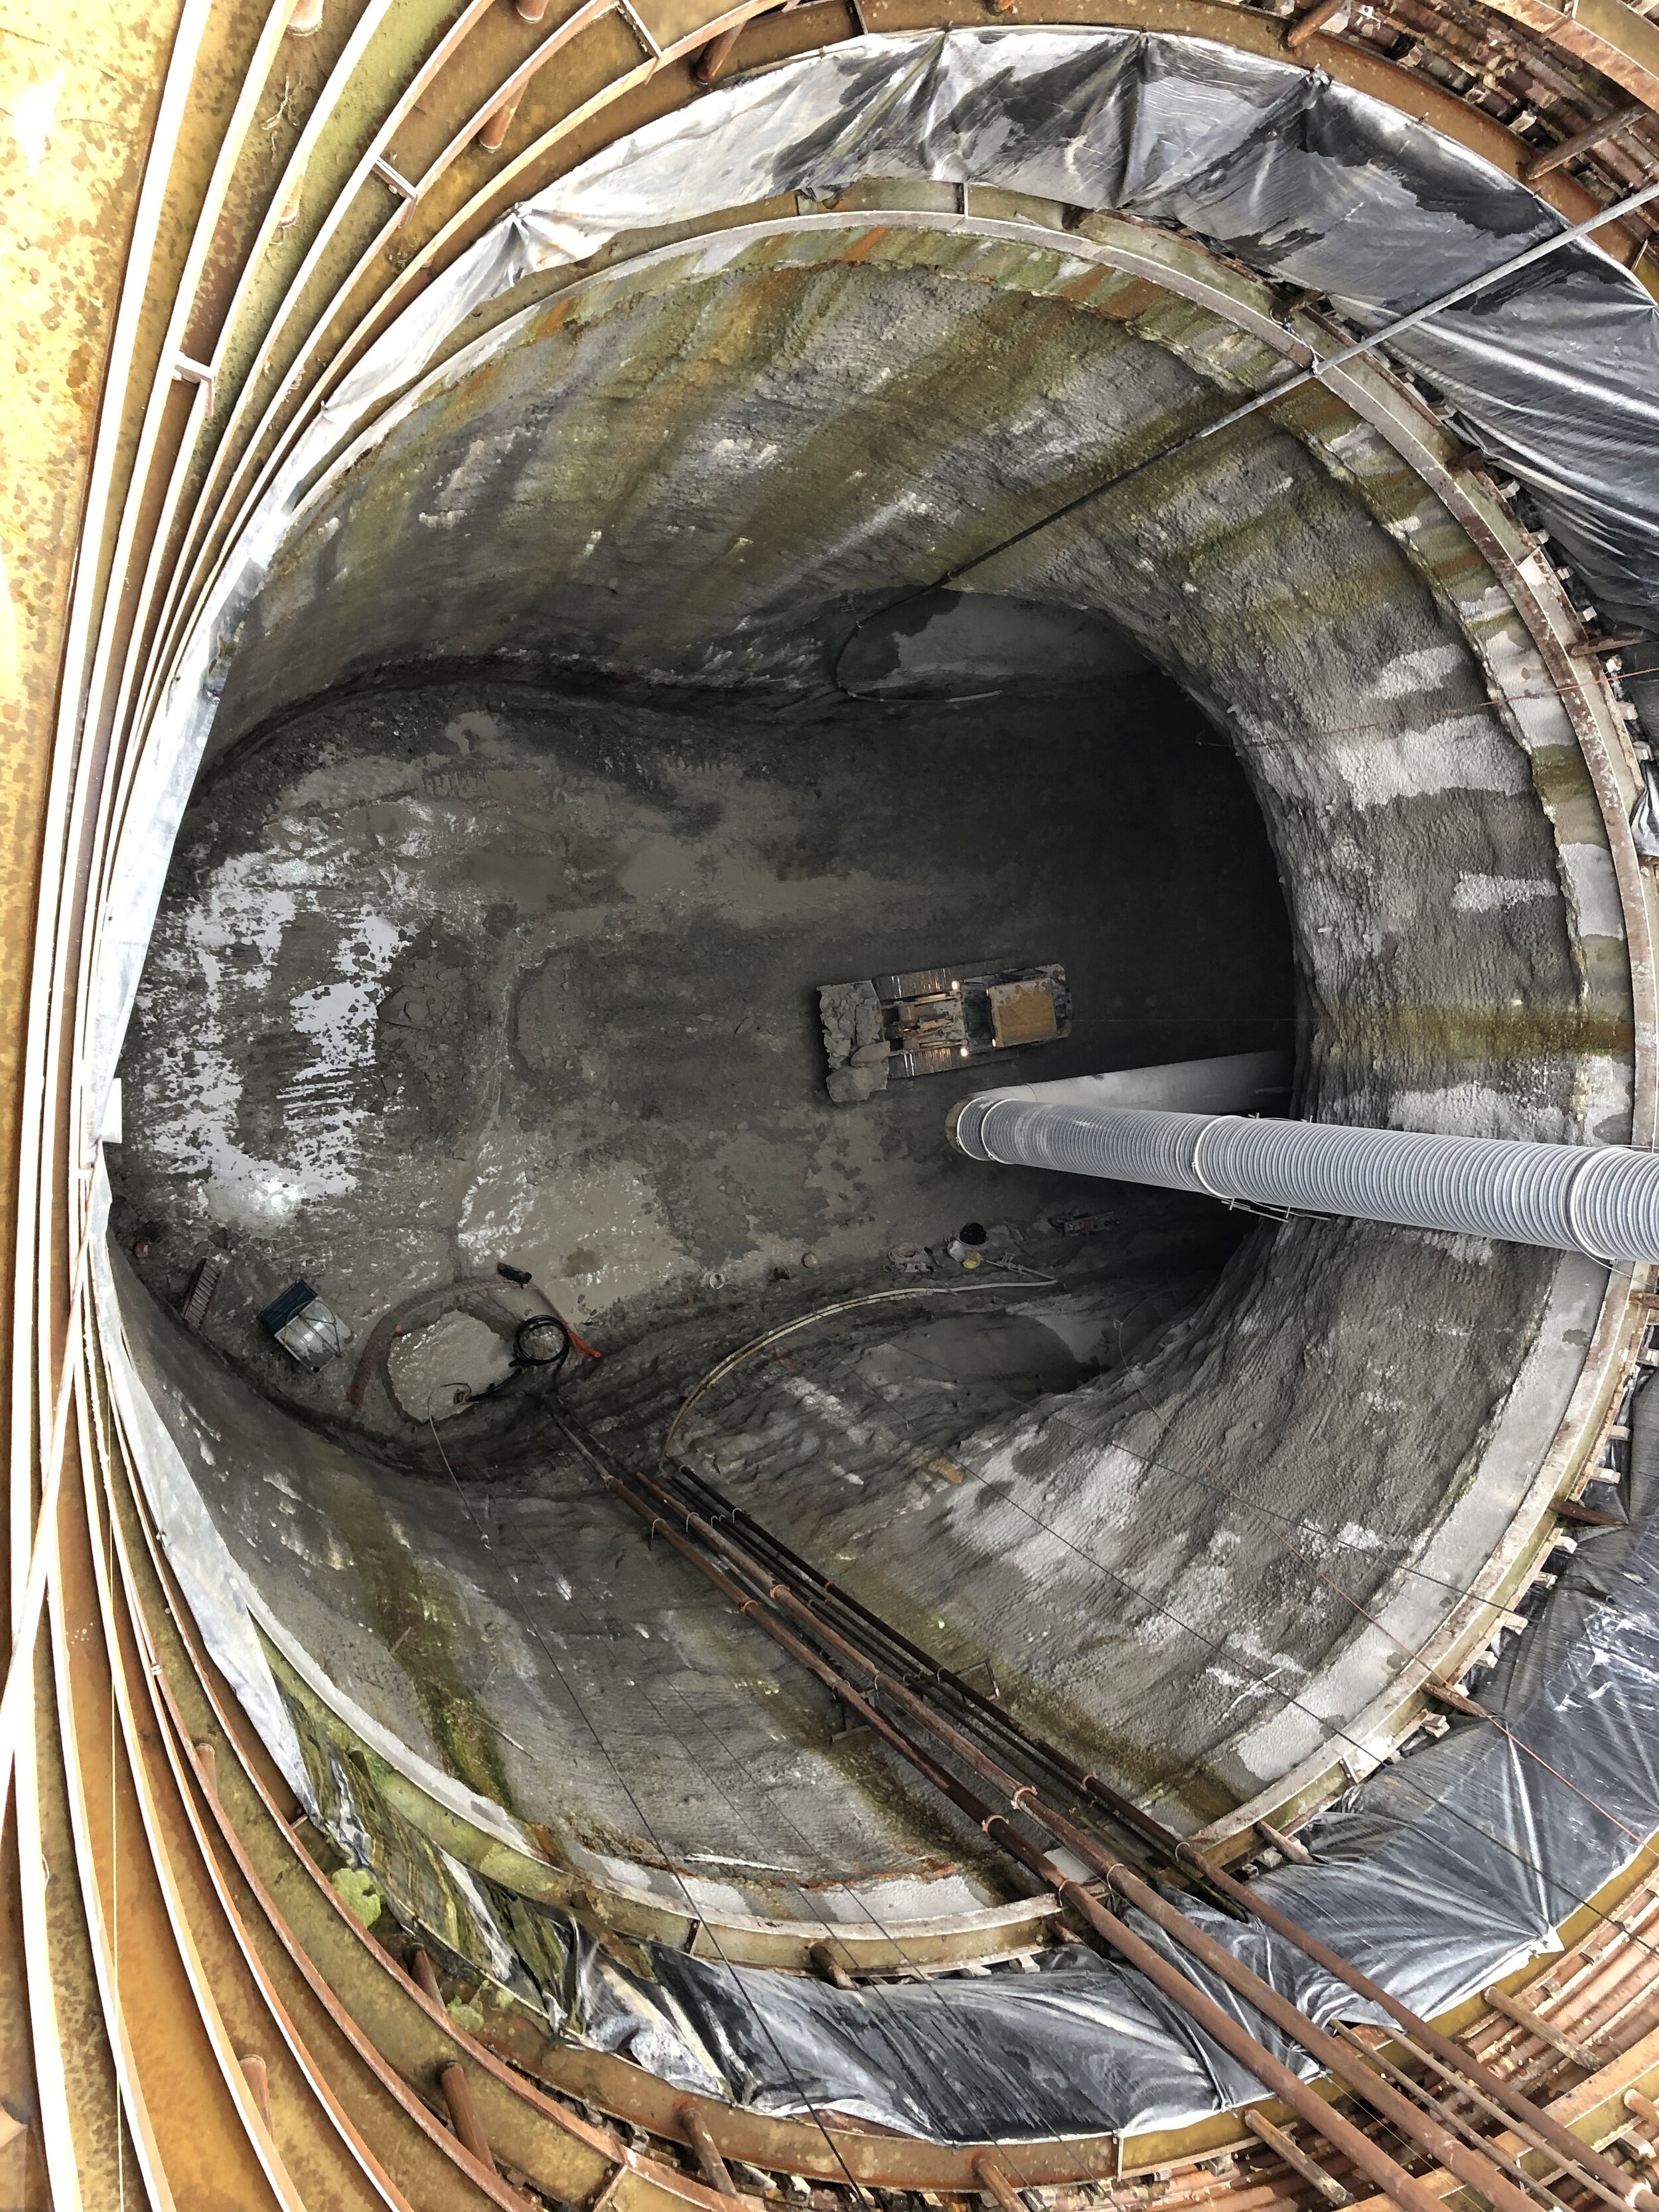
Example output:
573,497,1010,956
951,1096,1659,1262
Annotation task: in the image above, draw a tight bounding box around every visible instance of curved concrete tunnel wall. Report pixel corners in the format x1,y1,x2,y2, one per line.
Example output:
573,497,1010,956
98,37,1651,1944
16,0,1659,2195
103,102,1644,1857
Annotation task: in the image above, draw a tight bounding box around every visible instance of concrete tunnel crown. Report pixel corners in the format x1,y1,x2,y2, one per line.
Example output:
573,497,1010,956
15,0,1659,2200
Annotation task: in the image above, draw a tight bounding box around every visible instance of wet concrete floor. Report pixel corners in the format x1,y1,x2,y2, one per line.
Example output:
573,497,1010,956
112,665,1294,1426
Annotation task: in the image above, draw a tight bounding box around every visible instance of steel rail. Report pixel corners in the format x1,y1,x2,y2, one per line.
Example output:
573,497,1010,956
1183,1848,1657,2211
16,0,1659,2200
115,0,1637,806
583,1456,1454,2212
111,0,508,757
606,1486,1460,2212
617,1450,1580,2212
555,1409,1505,2212
68,1351,403,2212
668,1463,1658,2212
1329,2027,1565,2212
96,1332,1106,2199
668,1461,1200,1868
80,0,469,887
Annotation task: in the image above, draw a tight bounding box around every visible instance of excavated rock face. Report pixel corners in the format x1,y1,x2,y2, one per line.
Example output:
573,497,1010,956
112,218,1630,1893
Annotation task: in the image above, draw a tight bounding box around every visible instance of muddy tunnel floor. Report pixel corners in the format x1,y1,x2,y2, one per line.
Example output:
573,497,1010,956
111,662,1295,1416
108,656,1301,1903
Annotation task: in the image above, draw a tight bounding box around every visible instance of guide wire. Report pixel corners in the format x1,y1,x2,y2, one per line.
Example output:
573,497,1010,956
1100,1355,1659,1860
616,1453,1605,2212
938,1449,1659,1974
665,1457,1217,1900
654,1468,1657,2212
679,1308,1645,1847
530,1399,1059,2181
753,1277,1659,1880
1331,2024,1571,2212
660,1276,1060,1474
613,1464,1370,2167
832,175,1659,700
547,1400,1110,2193
687,1286,1627,1621
641,1667,1053,2181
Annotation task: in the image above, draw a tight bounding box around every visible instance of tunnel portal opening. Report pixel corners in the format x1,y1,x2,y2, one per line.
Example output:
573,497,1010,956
92,175,1639,1950
101,605,1311,1937
109,626,1297,1459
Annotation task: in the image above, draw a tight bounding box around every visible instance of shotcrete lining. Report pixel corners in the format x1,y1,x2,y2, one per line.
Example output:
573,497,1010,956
114,672,1288,1366
226,248,1625,1147
107,210,1635,1891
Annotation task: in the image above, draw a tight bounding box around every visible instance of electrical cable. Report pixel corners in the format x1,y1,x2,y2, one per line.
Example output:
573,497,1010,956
514,1311,571,1374
659,1274,1060,1473
650,1466,1655,2212
618,1454,1590,2212
652,1459,1658,2207
538,1400,1076,2183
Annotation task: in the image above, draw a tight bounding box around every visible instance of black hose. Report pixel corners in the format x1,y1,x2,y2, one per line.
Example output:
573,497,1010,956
513,1311,571,1376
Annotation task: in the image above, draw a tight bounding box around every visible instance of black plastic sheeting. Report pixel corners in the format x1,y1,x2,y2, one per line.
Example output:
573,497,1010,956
490,28,1659,734
303,1370,1659,2140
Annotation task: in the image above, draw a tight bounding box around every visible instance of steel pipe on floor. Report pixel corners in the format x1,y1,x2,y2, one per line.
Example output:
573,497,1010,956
948,1097,1659,1263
